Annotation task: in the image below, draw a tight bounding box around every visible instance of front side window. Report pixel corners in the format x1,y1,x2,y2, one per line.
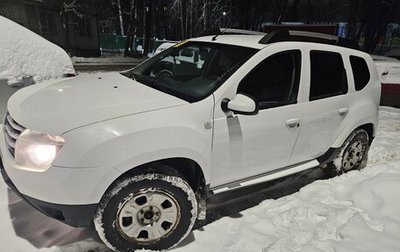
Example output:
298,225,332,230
309,51,348,101
125,42,257,102
237,50,301,109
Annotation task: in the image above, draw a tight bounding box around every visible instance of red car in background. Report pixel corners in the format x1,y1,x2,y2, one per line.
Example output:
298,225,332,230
372,55,400,108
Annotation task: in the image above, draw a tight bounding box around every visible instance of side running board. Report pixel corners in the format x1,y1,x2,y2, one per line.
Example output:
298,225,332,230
211,159,320,194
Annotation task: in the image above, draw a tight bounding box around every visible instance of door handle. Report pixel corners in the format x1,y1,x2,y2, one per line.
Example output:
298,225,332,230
338,108,348,117
286,118,300,128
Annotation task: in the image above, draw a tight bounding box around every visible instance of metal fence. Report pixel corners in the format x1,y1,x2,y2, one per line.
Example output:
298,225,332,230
99,34,175,54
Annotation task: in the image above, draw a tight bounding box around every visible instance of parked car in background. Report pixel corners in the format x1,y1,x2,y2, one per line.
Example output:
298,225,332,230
372,55,400,107
1,30,380,251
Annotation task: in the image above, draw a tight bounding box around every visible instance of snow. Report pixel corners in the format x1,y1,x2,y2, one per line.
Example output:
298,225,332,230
172,163,400,252
0,104,399,252
0,15,75,86
72,55,142,64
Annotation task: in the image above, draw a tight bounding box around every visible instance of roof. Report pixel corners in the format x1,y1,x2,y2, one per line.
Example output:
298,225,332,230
190,29,360,51
189,35,268,49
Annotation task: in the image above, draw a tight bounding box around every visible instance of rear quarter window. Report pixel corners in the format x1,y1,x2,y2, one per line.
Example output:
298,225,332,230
350,56,370,91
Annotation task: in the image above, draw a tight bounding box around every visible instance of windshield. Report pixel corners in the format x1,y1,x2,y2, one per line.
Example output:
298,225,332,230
123,41,258,102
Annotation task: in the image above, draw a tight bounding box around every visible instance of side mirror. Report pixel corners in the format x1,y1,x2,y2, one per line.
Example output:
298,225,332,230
222,94,258,115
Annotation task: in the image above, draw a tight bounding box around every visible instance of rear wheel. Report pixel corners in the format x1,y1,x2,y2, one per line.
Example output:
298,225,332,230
324,129,369,176
94,173,197,251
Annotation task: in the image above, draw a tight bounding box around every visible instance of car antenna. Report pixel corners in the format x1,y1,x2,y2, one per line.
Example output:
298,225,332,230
212,29,221,41
212,17,232,41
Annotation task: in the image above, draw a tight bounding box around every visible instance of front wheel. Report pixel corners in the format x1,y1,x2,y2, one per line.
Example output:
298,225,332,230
324,129,370,176
94,173,197,251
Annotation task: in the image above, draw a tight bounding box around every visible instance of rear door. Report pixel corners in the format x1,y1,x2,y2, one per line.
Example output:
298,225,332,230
290,49,353,164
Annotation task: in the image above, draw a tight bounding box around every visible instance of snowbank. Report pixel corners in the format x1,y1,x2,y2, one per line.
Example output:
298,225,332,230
169,162,400,252
0,15,75,86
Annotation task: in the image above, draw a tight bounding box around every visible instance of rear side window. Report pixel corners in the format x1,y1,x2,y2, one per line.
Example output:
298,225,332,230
350,56,370,91
309,51,348,101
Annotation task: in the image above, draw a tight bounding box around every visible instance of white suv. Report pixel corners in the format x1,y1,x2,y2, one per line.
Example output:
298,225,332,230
0,30,380,251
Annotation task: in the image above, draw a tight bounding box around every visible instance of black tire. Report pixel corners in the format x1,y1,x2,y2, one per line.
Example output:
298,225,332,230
94,173,197,251
324,129,370,176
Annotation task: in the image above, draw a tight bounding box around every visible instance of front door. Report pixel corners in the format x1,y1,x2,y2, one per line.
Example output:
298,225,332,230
211,50,303,186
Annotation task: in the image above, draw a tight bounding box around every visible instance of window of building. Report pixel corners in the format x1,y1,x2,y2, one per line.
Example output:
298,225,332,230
40,11,56,35
350,56,370,91
78,18,92,37
1,5,26,25
237,50,301,109
309,51,348,101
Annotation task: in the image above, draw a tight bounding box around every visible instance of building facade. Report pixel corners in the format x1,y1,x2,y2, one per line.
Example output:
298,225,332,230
0,0,100,56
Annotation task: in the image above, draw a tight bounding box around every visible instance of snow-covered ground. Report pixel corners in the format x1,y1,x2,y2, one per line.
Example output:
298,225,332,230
72,55,143,64
0,99,399,251
0,15,75,86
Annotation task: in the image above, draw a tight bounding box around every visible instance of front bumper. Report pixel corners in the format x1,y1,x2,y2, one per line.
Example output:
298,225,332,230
1,156,96,227
0,125,121,227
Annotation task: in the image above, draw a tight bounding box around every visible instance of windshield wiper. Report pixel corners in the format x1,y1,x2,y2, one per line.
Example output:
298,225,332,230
120,71,136,81
129,72,136,80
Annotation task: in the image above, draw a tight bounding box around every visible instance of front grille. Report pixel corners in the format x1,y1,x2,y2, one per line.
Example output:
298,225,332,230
4,112,25,157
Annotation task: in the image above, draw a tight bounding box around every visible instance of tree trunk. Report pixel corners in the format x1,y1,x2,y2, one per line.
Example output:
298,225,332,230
143,0,152,56
180,0,187,39
277,0,287,24
124,0,136,57
117,0,125,36
203,0,207,30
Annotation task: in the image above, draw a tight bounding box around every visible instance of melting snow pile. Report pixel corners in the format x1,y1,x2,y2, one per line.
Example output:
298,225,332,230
0,15,75,86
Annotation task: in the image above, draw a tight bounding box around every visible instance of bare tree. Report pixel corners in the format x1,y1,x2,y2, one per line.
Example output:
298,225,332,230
60,0,84,54
143,0,153,55
115,0,125,36
124,0,137,56
350,0,397,53
62,0,84,18
276,0,287,24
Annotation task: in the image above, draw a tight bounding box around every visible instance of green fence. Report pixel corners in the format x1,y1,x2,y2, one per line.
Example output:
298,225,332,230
99,34,126,51
99,34,174,53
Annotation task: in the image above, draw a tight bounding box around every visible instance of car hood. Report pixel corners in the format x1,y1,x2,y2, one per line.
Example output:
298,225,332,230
7,72,187,135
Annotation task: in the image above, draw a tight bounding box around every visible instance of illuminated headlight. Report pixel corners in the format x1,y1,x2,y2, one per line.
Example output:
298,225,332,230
15,129,65,172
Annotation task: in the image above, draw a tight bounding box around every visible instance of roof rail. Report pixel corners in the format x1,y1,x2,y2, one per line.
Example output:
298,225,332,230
198,28,265,37
219,28,265,35
259,30,360,50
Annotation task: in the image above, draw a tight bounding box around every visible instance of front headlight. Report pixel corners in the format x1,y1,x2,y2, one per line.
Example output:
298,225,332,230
15,129,65,172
